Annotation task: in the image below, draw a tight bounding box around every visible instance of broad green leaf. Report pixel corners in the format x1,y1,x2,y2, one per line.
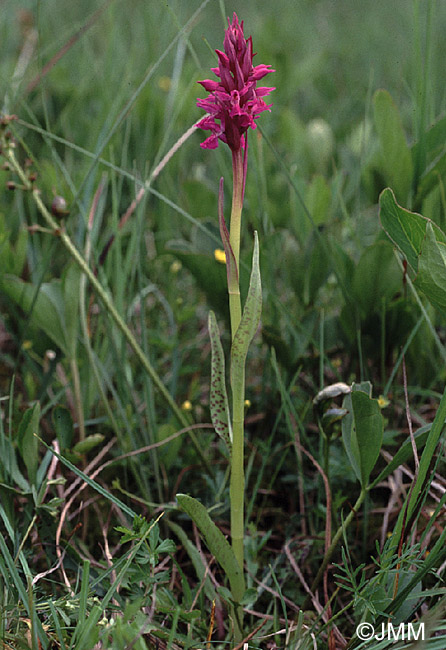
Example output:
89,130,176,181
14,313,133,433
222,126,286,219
176,493,244,603
230,232,262,394
379,187,446,272
342,391,361,482
373,89,413,201
414,222,446,316
208,311,232,449
352,241,402,317
17,402,40,485
342,383,383,487
0,275,69,355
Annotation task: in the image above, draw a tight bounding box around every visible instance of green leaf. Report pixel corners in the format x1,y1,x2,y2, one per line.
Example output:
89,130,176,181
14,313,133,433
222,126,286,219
379,187,446,272
72,433,105,455
342,384,383,487
369,423,431,489
352,241,402,317
176,494,244,603
217,586,234,605
230,232,262,394
415,149,446,206
305,174,331,227
208,311,232,450
37,436,137,518
0,275,69,355
168,521,218,604
414,222,446,316
373,89,413,201
0,436,30,492
239,587,258,607
17,402,40,485
0,216,28,276
52,405,73,450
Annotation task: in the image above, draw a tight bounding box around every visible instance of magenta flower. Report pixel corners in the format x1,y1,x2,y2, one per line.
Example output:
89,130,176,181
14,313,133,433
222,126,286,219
197,13,275,152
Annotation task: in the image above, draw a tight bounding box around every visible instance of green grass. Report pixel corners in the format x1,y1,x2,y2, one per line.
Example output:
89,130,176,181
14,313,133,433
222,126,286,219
1,0,446,648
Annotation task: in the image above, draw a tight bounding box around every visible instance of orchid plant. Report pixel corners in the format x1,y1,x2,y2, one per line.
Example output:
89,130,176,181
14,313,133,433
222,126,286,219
176,14,274,640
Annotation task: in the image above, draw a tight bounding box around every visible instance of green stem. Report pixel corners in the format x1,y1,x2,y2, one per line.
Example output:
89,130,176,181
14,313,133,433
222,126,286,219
5,147,211,473
229,148,244,341
228,147,246,640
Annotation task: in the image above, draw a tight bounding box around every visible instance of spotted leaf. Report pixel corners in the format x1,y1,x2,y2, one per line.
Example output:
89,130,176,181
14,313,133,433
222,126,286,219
208,310,232,450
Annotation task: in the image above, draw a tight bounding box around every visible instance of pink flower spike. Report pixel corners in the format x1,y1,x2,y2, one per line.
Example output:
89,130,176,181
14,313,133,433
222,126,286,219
196,13,274,152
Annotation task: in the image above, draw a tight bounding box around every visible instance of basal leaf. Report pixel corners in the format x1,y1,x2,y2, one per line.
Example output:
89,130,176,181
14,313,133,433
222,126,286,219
342,383,383,487
352,390,383,487
176,494,244,602
342,392,361,483
230,232,262,394
379,188,446,272
208,310,232,449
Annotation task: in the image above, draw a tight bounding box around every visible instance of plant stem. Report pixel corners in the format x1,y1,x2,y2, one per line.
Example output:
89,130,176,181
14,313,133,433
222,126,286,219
229,148,245,572
228,147,246,640
5,146,211,473
228,148,244,341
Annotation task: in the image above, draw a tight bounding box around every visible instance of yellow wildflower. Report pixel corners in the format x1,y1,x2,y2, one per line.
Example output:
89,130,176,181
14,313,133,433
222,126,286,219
214,249,226,264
